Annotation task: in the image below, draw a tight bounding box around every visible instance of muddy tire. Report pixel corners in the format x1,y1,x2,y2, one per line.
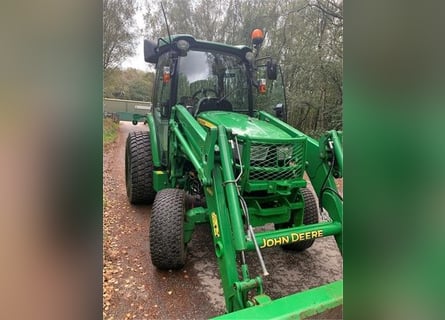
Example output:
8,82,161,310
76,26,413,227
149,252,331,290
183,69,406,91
280,187,319,251
150,189,186,270
125,131,156,204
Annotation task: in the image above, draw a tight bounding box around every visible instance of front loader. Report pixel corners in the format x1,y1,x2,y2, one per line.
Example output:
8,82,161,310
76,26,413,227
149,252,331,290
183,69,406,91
125,29,343,319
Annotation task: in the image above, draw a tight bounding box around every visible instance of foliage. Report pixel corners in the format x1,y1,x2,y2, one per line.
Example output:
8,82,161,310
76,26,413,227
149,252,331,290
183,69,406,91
104,68,154,101
103,118,119,147
143,0,343,133
103,0,138,70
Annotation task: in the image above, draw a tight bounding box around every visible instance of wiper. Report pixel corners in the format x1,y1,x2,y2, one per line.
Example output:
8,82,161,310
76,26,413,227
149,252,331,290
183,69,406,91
217,86,242,103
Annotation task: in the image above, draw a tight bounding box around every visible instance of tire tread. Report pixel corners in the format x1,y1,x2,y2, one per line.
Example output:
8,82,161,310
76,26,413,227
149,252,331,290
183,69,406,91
150,189,186,269
125,131,156,204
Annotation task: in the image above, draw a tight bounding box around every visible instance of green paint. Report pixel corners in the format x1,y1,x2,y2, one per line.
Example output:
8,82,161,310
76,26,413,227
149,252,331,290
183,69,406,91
152,170,167,192
245,222,342,251
146,113,161,167
184,207,208,243
305,131,343,253
211,280,343,320
198,111,293,140
204,168,245,311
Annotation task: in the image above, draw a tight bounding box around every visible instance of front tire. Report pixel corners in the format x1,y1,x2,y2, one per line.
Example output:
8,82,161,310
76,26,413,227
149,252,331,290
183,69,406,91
125,131,156,204
150,189,187,269
280,187,319,251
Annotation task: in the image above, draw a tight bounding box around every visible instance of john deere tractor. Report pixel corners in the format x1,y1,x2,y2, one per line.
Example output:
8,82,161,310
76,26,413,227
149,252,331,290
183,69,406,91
125,29,343,319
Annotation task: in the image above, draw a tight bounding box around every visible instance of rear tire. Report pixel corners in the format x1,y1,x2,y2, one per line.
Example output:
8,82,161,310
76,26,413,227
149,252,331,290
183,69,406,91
280,187,319,251
150,189,187,270
125,131,156,204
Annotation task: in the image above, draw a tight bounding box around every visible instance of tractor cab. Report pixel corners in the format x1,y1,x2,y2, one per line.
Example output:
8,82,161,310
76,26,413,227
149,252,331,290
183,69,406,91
145,34,286,166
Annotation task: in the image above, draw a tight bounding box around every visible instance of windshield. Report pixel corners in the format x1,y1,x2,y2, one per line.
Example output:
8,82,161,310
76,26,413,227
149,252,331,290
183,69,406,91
176,50,250,112
174,50,286,119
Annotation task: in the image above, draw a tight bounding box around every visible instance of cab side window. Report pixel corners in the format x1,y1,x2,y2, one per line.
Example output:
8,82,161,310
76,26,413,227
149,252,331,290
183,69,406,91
153,54,172,119
152,53,173,166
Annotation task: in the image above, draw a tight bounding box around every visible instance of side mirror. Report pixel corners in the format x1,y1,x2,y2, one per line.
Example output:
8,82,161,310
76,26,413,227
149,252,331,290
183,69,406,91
273,103,283,119
266,60,278,80
144,39,158,63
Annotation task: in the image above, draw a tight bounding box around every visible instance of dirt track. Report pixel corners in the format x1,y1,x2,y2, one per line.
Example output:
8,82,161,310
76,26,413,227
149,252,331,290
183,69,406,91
103,121,343,320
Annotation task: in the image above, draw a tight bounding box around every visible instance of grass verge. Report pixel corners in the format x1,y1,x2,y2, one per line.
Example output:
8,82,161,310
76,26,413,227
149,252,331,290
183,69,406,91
103,118,119,148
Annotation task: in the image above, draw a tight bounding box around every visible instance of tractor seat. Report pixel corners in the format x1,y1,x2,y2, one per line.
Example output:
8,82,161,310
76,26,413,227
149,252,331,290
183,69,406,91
194,97,232,116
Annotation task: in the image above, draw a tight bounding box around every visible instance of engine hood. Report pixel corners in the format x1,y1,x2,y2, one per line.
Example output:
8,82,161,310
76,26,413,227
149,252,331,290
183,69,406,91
197,111,292,140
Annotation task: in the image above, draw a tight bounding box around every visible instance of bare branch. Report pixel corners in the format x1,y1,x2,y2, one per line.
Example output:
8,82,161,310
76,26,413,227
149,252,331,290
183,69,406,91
309,0,343,20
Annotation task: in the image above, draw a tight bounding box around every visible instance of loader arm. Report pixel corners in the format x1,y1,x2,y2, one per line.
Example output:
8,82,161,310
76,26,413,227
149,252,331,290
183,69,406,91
305,131,343,253
170,105,259,310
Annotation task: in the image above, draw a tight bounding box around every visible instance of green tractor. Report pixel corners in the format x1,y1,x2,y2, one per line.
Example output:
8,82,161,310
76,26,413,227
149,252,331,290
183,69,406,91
125,29,343,319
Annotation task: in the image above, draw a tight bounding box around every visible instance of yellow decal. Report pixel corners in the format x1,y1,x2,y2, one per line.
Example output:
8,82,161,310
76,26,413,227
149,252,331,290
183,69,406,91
198,118,216,128
260,230,323,248
206,187,214,196
211,212,220,237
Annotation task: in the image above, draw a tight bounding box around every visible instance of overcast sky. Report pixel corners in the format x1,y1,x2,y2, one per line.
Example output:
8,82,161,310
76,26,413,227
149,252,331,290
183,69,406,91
121,5,150,71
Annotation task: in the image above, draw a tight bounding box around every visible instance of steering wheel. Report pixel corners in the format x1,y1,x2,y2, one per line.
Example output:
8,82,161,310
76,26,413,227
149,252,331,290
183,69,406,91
192,88,217,100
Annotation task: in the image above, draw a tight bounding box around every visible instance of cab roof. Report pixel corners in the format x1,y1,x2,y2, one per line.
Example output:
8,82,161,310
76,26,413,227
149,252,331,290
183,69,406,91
145,34,252,64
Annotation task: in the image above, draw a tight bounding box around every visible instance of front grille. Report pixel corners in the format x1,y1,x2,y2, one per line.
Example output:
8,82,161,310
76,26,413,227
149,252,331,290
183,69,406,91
248,142,305,181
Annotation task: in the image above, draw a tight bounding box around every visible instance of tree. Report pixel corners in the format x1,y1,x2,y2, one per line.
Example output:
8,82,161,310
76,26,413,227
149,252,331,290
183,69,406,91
103,0,138,70
143,0,343,134
104,68,154,101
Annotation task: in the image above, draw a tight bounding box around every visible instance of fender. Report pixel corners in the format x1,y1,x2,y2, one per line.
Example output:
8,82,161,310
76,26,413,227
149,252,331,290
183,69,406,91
146,113,161,167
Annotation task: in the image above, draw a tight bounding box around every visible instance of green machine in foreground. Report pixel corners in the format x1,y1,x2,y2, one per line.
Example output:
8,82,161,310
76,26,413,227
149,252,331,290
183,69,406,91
125,29,343,319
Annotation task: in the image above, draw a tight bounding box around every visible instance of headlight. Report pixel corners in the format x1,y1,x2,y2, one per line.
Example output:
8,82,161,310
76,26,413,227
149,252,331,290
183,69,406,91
277,145,293,161
250,145,269,161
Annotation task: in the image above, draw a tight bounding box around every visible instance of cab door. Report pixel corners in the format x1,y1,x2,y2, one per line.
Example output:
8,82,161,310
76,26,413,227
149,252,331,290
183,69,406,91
152,53,175,166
